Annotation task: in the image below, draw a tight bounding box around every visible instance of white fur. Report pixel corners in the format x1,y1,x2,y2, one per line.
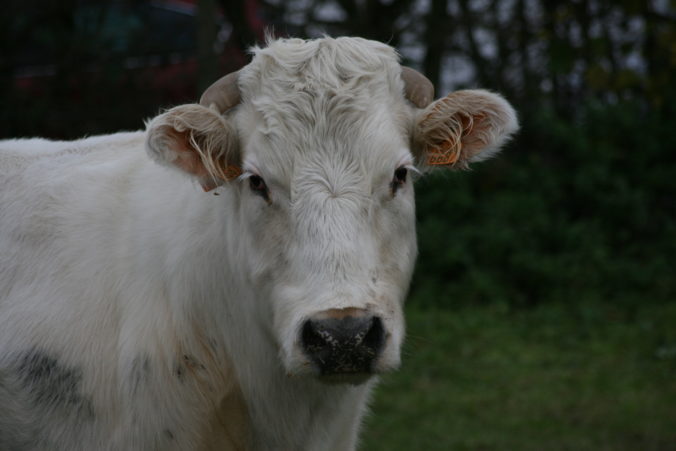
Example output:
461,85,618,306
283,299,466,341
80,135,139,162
0,36,517,450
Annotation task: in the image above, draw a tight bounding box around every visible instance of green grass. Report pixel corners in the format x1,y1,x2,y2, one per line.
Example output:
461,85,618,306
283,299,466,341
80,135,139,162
361,300,676,450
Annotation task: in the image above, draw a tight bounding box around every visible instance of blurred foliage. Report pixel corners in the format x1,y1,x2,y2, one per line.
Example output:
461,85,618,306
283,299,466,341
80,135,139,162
1,0,675,310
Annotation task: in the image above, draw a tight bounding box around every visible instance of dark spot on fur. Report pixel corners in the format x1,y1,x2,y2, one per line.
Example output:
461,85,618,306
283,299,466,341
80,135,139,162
16,349,94,419
175,354,205,382
129,355,151,395
164,429,175,440
183,354,206,370
213,192,220,196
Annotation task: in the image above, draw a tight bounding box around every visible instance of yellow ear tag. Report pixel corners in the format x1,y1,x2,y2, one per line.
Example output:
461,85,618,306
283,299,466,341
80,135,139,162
426,139,461,166
223,165,243,181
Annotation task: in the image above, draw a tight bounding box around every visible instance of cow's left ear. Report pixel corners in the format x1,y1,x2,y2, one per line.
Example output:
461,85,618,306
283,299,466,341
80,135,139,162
145,104,241,191
412,89,519,170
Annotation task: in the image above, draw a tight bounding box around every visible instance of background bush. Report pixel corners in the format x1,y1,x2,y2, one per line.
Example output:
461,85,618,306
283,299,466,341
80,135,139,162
414,97,676,309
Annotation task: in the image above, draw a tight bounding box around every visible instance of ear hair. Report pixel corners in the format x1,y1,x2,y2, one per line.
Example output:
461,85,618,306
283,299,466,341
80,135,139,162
145,104,240,190
413,89,518,170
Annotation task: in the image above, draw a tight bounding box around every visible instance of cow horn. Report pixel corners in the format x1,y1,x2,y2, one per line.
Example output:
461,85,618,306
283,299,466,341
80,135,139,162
199,70,241,113
401,66,434,108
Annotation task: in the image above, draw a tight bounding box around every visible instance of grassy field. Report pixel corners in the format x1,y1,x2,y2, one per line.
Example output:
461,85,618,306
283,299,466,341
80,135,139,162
361,300,676,450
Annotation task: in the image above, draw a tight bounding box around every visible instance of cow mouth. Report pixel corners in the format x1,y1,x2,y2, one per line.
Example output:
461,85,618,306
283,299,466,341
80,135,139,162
316,371,374,386
310,348,383,385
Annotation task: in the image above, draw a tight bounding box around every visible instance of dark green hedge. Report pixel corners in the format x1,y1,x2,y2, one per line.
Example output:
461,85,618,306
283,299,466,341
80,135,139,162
412,99,676,308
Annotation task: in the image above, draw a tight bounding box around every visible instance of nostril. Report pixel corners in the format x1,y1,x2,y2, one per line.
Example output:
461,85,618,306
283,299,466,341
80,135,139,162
362,316,384,354
301,320,325,352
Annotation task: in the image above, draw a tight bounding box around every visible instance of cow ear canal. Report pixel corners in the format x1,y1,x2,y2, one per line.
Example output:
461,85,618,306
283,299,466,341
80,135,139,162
248,175,270,202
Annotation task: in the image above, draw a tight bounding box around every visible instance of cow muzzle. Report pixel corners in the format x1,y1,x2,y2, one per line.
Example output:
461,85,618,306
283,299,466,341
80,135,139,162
300,308,385,380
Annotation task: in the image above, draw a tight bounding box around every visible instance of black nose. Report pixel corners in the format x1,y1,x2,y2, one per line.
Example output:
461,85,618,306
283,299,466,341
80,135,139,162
301,311,385,375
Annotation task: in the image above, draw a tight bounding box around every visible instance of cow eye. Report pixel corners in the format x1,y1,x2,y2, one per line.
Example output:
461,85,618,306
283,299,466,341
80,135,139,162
391,166,408,194
394,167,408,183
248,175,269,201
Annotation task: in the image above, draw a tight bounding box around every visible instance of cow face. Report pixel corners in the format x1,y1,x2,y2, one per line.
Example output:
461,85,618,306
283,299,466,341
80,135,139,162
234,102,417,384
146,37,518,384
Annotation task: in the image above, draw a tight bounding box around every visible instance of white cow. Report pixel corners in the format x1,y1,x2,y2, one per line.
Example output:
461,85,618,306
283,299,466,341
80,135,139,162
0,37,518,450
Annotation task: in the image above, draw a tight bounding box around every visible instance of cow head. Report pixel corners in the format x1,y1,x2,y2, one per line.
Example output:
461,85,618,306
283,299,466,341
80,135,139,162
146,37,518,384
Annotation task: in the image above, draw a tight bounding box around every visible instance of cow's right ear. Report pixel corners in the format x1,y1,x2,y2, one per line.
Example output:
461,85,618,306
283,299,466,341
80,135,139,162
145,104,241,191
